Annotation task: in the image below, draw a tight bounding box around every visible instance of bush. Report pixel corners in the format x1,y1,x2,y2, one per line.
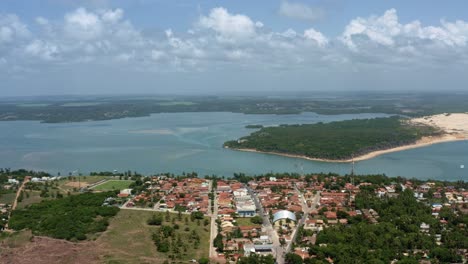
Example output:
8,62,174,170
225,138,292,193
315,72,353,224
147,214,163,226
250,215,263,225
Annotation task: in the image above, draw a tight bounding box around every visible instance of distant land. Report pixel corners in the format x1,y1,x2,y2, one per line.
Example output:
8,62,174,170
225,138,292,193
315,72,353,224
224,114,468,162
2,92,468,123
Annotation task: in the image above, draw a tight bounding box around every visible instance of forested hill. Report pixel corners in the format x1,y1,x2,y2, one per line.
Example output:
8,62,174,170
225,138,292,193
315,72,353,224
224,117,441,160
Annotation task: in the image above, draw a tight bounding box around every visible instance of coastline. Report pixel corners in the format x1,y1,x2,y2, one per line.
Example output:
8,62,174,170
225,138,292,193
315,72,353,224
225,134,467,163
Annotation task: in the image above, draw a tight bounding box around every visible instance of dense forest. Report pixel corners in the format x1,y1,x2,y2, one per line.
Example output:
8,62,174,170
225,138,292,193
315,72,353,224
8,192,119,240
224,117,440,160
2,92,468,123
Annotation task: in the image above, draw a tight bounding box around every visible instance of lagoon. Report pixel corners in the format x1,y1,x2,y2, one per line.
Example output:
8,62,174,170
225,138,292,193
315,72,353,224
0,112,466,181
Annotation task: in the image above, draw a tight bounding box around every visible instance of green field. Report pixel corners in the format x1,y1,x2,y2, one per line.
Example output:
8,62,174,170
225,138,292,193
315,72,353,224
0,192,17,205
92,180,134,191
234,217,254,226
98,209,210,263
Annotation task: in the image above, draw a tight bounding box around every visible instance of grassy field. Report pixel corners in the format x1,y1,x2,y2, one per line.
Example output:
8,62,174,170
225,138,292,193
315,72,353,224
92,180,134,191
16,190,51,209
234,217,254,226
97,209,210,264
58,176,110,192
0,192,17,205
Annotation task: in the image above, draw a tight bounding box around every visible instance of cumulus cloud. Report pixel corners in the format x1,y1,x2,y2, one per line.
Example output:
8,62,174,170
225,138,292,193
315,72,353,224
64,8,103,40
198,7,259,42
0,6,467,79
24,39,59,60
303,28,328,47
279,1,324,22
341,8,468,50
100,8,123,23
0,14,30,44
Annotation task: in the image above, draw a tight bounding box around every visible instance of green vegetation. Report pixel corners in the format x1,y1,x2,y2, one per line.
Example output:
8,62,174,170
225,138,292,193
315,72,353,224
301,189,466,263
250,215,264,225
3,92,468,123
225,117,439,160
98,209,210,263
157,101,196,106
237,254,275,264
245,124,264,129
92,180,134,191
9,192,119,240
0,168,50,182
0,192,16,205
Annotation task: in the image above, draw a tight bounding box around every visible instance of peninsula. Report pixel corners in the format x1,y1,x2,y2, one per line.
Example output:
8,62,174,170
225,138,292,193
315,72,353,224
224,114,468,162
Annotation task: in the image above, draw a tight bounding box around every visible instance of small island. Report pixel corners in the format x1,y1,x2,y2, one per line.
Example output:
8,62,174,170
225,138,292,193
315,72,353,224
224,114,468,162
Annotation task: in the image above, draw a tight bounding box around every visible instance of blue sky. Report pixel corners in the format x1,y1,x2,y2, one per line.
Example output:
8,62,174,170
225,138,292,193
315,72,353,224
1,0,468,96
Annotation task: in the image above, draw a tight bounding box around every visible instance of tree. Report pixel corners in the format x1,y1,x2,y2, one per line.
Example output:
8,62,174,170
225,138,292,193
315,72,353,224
198,257,209,264
147,214,163,226
238,254,275,264
285,253,303,264
250,215,263,225
165,210,171,222
336,210,348,219
191,211,204,221
213,233,224,252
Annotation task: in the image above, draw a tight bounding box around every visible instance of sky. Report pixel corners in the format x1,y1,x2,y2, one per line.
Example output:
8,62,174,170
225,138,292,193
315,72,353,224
1,0,468,96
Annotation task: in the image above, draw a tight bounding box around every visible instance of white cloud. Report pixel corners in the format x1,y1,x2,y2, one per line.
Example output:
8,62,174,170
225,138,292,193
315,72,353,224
1,6,468,80
64,8,103,40
100,8,123,23
198,7,259,42
0,14,30,44
341,9,400,49
341,8,468,51
25,39,59,60
303,28,328,47
279,1,324,22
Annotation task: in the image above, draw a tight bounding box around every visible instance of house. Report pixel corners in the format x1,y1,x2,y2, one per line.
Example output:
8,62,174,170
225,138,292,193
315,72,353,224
420,222,430,233
7,179,19,184
324,211,337,220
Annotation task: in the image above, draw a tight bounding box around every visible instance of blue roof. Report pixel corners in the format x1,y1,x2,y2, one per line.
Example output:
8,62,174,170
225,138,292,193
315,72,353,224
272,210,296,223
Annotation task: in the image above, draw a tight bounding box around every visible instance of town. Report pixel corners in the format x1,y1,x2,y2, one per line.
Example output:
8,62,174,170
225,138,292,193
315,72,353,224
1,169,467,263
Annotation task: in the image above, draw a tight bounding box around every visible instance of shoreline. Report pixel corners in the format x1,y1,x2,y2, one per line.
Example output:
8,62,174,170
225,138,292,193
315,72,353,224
225,134,467,163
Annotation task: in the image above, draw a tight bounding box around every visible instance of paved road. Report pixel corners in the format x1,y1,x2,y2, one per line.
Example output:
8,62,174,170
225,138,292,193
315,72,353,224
248,187,285,264
286,187,321,254
209,180,219,259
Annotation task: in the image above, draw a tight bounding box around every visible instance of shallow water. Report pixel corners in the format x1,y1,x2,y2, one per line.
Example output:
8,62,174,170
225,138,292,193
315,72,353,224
0,112,466,181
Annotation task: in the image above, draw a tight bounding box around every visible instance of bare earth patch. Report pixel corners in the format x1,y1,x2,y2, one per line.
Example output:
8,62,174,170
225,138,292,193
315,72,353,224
1,236,101,264
65,181,90,188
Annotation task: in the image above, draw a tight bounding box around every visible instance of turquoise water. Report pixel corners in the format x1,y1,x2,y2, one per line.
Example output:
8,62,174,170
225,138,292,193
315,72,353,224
0,112,466,181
